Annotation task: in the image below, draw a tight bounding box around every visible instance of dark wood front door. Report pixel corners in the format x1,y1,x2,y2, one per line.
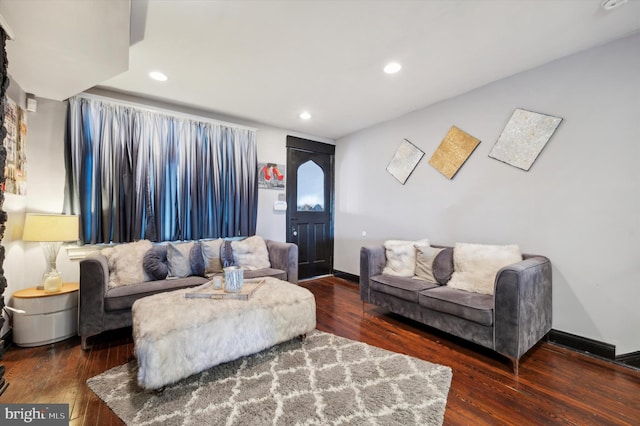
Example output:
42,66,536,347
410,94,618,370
286,136,335,280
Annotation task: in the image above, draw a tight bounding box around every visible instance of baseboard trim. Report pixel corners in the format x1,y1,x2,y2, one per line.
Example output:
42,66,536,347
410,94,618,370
616,351,640,368
548,329,616,360
333,270,359,283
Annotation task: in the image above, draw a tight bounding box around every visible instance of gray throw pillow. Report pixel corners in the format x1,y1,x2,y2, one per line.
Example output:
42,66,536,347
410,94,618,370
201,238,224,274
143,246,169,280
167,242,195,278
432,247,454,285
413,245,443,283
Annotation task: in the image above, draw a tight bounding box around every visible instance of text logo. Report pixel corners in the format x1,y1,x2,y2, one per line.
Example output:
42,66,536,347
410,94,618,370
0,404,68,425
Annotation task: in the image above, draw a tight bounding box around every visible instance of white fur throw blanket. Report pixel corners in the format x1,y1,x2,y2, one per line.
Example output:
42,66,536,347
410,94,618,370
132,277,316,389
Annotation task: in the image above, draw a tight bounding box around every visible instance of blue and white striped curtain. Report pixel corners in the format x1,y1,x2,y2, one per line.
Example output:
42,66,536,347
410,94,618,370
64,96,258,244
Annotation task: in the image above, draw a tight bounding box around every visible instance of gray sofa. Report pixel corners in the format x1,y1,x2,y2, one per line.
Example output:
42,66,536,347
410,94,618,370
360,244,552,374
79,239,298,349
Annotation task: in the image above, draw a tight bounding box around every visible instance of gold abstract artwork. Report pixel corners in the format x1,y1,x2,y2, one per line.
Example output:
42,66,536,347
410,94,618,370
429,126,480,179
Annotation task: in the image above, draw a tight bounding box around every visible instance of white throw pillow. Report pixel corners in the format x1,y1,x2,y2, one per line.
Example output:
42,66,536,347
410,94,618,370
382,239,429,277
201,238,224,274
231,236,271,271
447,243,522,295
104,240,154,288
100,246,118,286
101,246,116,270
167,241,195,278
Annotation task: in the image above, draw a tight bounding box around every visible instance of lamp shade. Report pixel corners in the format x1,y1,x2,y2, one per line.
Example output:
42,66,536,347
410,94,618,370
22,214,79,242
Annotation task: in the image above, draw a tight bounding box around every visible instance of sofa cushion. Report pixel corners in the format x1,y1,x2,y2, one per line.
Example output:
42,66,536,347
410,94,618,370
418,286,494,326
432,247,454,285
370,274,439,303
104,276,209,311
231,236,271,270
447,243,522,295
382,239,429,277
413,245,443,283
143,246,169,280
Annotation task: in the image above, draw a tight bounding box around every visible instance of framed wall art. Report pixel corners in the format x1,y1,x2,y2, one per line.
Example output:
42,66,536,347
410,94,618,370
488,108,562,171
428,126,480,180
2,95,27,195
386,139,424,185
258,162,285,190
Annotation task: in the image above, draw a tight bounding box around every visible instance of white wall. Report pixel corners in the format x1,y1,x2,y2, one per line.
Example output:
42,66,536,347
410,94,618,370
1,82,71,332
3,77,27,309
2,91,77,335
254,126,290,241
334,33,640,355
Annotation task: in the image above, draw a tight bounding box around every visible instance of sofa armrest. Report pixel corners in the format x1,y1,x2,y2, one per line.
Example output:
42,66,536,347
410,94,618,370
359,246,386,303
265,240,298,284
494,255,552,362
79,252,110,339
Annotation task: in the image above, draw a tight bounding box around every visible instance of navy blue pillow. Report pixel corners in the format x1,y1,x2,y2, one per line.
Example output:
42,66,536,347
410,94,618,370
189,242,205,277
221,240,236,267
143,246,169,280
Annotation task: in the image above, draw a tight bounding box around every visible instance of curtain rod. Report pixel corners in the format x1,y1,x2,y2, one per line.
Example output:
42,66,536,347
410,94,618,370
75,92,258,132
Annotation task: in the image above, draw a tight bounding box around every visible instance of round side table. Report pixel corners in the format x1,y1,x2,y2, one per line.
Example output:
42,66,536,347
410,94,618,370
12,282,79,347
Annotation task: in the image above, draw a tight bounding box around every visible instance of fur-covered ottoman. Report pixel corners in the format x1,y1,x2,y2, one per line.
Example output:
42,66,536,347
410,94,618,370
132,277,316,389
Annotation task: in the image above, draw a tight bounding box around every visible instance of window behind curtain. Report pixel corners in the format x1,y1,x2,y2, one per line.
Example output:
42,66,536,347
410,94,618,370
64,95,258,244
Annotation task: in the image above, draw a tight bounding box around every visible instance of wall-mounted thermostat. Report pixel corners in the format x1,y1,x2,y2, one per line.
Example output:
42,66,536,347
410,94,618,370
26,94,37,112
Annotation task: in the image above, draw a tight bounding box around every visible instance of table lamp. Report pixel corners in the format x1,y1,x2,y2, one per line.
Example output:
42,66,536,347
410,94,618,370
22,213,79,293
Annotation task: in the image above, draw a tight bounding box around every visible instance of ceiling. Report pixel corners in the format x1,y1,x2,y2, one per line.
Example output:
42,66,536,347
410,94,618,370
2,1,640,140
0,0,130,101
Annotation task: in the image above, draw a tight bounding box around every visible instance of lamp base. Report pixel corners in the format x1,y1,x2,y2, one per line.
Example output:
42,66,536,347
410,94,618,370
43,270,63,293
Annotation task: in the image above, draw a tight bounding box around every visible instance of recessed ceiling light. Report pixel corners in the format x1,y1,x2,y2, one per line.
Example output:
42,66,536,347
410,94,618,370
602,0,628,10
149,71,168,81
384,62,402,74
299,111,312,120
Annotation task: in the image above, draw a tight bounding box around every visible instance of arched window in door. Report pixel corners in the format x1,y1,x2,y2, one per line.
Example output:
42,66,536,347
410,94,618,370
297,160,324,211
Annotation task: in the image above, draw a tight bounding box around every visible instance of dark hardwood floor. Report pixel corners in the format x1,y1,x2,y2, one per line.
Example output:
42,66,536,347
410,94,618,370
1,276,639,425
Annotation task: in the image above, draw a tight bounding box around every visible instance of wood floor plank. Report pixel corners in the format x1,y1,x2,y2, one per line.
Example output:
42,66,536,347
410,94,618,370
0,276,638,425
300,277,640,425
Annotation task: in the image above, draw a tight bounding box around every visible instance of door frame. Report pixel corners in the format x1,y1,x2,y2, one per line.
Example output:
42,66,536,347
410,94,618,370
285,135,335,277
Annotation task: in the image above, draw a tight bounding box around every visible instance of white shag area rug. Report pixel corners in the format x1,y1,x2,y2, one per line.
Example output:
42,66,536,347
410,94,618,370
88,330,453,426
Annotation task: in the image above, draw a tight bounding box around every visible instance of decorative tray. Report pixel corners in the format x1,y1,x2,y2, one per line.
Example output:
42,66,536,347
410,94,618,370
184,278,266,300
